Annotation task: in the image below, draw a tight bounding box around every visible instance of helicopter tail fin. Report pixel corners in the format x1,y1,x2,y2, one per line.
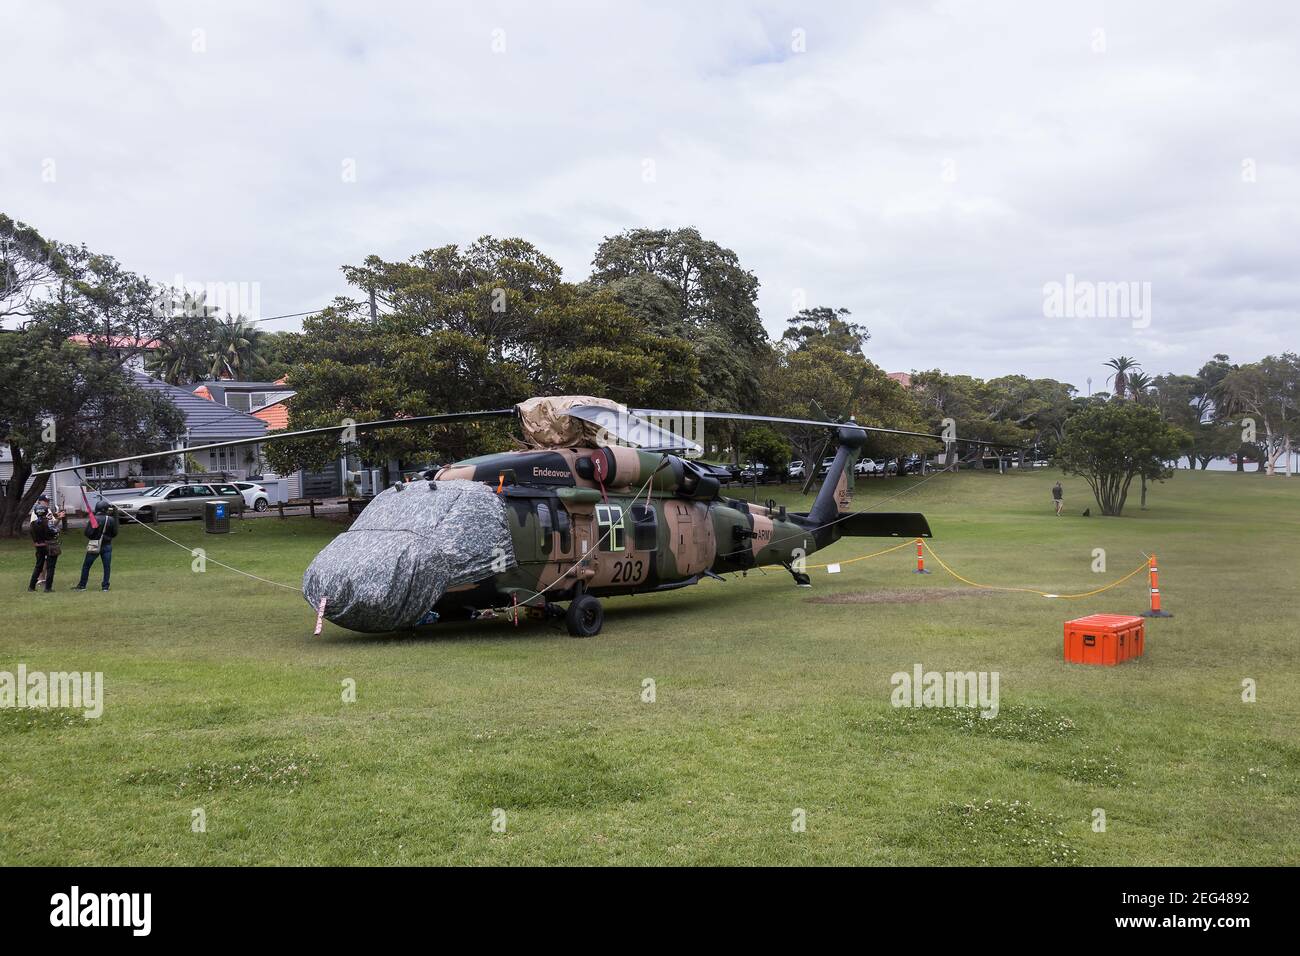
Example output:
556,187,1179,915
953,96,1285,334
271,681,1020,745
807,427,868,527
834,511,932,538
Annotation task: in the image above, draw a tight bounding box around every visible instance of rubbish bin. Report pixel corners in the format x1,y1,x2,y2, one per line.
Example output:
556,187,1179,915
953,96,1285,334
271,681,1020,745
204,499,230,534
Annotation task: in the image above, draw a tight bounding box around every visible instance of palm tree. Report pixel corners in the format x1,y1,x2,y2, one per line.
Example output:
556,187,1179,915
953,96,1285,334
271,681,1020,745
1104,356,1141,399
147,316,216,385
207,316,266,380
1125,371,1154,402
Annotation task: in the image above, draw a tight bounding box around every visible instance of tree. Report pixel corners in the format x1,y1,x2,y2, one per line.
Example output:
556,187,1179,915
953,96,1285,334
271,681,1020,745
1104,356,1141,399
781,306,869,355
762,343,923,480
590,227,769,413
0,320,185,536
145,296,217,385
1,214,67,322
265,240,703,481
738,426,790,468
0,234,203,535
208,315,267,380
1219,354,1300,475
1055,402,1191,516
910,371,1073,466
1125,371,1154,401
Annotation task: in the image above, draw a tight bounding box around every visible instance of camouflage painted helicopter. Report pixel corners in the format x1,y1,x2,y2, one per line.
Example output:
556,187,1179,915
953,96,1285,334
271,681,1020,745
38,396,1000,637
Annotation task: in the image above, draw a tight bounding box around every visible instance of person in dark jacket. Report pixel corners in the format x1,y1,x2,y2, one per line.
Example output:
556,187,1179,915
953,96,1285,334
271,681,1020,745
75,501,119,591
28,500,64,592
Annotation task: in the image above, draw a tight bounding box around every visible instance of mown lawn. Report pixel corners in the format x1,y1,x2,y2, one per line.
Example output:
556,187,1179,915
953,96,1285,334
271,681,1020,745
1,468,1296,865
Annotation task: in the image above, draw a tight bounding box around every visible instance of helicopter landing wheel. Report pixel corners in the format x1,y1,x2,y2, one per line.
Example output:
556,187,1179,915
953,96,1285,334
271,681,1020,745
792,571,812,588
566,594,604,637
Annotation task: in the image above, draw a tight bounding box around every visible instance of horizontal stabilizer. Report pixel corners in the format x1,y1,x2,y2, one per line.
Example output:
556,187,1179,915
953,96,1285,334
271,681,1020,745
834,512,932,538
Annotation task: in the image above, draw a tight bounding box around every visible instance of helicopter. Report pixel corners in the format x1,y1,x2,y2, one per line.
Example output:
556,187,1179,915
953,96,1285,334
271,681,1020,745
35,395,1003,637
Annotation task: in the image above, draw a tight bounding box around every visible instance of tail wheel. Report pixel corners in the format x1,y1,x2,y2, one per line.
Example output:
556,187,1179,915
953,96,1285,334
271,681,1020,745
565,594,604,637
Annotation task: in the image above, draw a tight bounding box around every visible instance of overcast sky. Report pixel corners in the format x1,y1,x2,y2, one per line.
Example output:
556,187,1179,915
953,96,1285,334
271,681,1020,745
2,0,1296,394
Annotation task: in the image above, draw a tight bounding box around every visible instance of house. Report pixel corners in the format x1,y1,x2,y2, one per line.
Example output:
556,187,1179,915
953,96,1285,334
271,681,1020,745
190,379,295,415
187,378,376,498
887,371,913,388
33,371,269,513
67,334,160,373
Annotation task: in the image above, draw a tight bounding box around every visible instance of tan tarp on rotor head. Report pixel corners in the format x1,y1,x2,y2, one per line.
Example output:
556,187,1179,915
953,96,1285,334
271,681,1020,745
515,395,625,447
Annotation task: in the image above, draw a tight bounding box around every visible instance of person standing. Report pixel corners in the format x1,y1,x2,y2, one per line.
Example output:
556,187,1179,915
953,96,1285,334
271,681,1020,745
1052,481,1064,517
75,501,118,591
28,499,65,592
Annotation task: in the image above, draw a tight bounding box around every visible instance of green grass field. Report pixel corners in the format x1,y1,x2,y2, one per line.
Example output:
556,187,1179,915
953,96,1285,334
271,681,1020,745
2,468,1297,865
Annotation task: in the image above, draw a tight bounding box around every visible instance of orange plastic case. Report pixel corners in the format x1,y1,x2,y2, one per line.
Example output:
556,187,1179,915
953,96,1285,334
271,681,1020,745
1064,614,1145,665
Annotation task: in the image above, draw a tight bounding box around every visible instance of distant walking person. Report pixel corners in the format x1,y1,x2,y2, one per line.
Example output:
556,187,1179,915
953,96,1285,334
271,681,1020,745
75,501,118,591
1052,481,1064,516
28,497,65,592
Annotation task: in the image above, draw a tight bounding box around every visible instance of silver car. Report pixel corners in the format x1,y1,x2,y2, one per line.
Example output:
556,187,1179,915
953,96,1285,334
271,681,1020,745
108,482,246,522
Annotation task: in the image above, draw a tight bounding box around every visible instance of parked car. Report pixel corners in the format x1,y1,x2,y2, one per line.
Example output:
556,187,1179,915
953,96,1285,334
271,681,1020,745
819,456,836,476
853,457,878,476
786,460,806,481
233,480,271,512
108,482,246,522
737,462,776,483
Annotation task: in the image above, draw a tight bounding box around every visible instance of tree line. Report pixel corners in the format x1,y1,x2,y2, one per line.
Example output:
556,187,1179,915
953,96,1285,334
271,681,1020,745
2,211,1295,533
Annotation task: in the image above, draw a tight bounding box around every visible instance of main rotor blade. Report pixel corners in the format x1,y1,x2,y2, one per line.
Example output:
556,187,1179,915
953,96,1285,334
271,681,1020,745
565,404,701,454
31,409,515,478
632,409,1011,447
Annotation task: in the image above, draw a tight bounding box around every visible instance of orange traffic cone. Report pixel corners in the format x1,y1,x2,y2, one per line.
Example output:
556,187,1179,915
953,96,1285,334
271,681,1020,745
1139,553,1172,618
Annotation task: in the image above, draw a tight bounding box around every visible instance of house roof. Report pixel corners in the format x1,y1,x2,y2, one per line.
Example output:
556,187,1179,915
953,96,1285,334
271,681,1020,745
253,400,290,431
192,380,294,406
887,371,912,388
131,371,268,440
69,334,160,350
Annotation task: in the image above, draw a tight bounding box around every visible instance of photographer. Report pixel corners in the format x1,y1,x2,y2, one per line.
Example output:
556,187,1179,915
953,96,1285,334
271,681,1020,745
75,500,119,591
27,495,66,593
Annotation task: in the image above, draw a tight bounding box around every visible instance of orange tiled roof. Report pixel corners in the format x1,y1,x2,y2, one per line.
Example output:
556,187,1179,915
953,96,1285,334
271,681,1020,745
193,385,215,401
68,333,160,349
254,401,290,431
887,371,912,388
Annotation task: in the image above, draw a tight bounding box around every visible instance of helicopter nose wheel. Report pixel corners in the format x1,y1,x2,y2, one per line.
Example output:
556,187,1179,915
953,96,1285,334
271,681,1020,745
566,594,604,637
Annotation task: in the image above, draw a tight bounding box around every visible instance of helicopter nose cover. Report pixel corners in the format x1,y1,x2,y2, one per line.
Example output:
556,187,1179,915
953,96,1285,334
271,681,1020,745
302,479,516,632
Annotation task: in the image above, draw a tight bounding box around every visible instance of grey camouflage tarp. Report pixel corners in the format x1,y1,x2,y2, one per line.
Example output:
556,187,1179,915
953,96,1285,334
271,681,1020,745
302,479,516,632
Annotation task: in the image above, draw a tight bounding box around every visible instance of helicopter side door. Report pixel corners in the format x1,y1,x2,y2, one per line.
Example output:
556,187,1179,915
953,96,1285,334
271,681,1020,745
587,499,653,591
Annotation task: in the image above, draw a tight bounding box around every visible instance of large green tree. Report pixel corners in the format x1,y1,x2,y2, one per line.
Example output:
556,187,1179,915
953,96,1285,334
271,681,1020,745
1,322,185,537
762,342,923,479
264,239,702,479
1055,401,1191,515
781,306,869,355
1218,354,1300,476
589,227,769,414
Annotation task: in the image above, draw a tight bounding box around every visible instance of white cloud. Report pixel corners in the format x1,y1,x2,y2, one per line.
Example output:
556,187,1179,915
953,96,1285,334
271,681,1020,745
2,0,1295,392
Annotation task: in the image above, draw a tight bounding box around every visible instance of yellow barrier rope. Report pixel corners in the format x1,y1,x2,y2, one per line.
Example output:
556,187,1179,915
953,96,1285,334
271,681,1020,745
803,538,916,570
920,540,1150,599
746,537,917,574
